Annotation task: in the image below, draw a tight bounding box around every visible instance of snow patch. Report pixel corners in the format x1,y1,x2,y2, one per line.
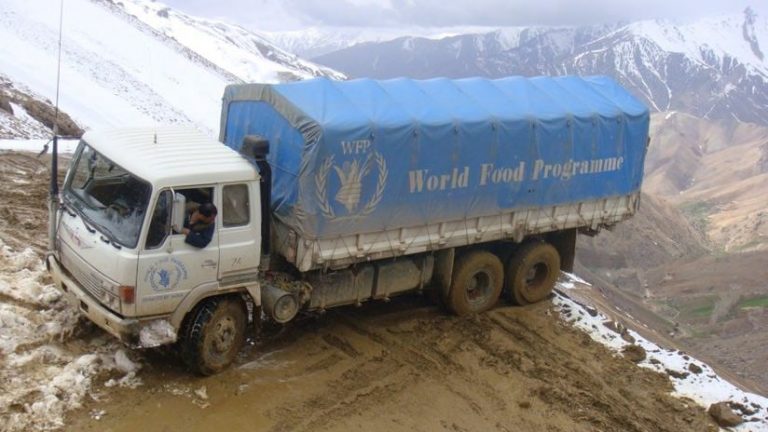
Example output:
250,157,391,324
114,349,140,374
0,138,79,153
558,272,591,290
139,319,177,348
555,277,768,430
0,239,144,431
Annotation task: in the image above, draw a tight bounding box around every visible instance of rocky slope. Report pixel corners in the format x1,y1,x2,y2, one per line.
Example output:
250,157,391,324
0,76,82,139
576,112,768,394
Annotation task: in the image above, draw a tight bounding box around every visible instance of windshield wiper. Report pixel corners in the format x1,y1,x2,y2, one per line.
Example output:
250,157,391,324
81,218,96,234
95,222,129,249
61,199,96,233
99,234,123,250
61,201,77,218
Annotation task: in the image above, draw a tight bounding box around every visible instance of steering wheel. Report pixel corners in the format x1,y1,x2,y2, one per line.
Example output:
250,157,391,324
107,201,131,216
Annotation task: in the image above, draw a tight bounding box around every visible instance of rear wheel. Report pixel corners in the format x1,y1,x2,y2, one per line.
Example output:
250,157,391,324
506,241,560,305
179,297,247,375
447,250,503,316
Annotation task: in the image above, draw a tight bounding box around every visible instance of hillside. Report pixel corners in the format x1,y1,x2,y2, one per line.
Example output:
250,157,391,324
0,0,343,137
646,112,768,252
311,7,768,126
577,192,708,286
644,250,768,392
576,112,768,394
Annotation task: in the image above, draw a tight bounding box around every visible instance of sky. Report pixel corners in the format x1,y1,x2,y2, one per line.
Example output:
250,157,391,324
163,0,750,31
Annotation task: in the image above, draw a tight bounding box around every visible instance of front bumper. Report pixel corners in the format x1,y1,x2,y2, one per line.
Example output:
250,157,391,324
47,254,141,345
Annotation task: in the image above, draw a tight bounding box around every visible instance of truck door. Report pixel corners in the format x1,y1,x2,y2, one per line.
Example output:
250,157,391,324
137,187,220,317
217,182,261,279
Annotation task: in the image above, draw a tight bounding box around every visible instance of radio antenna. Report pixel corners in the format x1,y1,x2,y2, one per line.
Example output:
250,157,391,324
48,0,65,254
53,0,64,137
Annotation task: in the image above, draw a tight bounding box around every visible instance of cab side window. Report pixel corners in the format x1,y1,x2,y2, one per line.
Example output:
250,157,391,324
146,190,172,249
222,184,250,227
177,187,214,217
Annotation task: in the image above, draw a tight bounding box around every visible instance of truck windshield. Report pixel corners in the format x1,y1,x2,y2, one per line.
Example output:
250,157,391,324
63,141,151,248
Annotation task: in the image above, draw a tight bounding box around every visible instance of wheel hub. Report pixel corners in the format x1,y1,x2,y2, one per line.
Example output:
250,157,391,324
212,316,236,353
466,270,492,305
525,263,548,287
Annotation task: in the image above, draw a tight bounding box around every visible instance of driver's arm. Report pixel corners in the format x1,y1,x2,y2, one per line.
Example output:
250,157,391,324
184,223,214,248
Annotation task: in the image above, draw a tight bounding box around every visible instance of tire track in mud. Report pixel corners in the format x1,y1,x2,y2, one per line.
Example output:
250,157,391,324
0,152,66,253
268,345,413,432
267,299,716,432
268,307,510,432
340,313,512,419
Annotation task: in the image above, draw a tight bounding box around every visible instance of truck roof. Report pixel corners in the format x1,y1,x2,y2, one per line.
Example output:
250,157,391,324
81,127,257,188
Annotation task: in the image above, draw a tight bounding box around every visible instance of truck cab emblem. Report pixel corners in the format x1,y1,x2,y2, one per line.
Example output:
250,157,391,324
145,257,188,292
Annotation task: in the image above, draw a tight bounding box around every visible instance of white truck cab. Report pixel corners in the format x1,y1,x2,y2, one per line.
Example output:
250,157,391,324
47,127,264,373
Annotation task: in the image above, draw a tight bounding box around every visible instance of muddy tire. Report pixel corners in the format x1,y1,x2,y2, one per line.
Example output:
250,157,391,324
447,250,503,316
506,241,560,306
179,297,247,376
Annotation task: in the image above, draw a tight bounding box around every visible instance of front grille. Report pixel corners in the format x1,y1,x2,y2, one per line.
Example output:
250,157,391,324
60,247,106,300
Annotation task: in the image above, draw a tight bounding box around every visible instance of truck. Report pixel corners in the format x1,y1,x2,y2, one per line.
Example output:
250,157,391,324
45,76,649,374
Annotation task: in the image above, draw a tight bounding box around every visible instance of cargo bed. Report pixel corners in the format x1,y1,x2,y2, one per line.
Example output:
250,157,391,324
220,76,649,272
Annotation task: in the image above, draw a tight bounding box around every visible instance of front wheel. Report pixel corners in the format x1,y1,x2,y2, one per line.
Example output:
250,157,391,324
179,297,247,375
506,241,561,305
447,250,504,316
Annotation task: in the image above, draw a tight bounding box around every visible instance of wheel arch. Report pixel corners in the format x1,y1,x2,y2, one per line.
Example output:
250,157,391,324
170,282,260,330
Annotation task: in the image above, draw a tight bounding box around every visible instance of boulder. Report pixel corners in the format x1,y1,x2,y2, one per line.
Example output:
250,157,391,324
708,402,743,427
622,344,646,363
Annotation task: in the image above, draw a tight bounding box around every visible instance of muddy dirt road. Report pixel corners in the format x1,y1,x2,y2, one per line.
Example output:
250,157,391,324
70,300,715,432
0,151,717,431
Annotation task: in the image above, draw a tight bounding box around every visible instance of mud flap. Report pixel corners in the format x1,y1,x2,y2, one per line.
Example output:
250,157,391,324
545,229,576,272
433,248,455,302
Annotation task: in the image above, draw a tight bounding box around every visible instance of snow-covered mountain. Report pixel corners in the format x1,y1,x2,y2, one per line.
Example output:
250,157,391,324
117,0,344,83
265,26,489,58
313,7,768,125
0,0,344,138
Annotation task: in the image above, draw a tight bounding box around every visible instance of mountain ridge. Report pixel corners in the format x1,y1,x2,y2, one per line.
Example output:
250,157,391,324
311,7,768,126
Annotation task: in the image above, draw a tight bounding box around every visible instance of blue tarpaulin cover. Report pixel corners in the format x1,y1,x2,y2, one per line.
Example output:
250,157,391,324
220,76,649,240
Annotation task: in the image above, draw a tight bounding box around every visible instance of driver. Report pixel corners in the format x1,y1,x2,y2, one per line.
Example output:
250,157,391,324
181,203,217,248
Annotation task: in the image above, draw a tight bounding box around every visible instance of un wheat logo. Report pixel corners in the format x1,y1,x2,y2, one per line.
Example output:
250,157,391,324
315,151,387,220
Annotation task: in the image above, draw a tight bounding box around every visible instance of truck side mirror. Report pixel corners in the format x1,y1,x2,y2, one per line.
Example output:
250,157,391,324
171,192,186,233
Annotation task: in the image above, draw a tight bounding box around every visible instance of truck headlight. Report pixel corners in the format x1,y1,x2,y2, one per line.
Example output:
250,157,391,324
102,290,121,311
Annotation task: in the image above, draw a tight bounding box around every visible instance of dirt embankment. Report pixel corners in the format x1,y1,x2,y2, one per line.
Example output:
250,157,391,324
1,77,84,139
0,153,52,252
